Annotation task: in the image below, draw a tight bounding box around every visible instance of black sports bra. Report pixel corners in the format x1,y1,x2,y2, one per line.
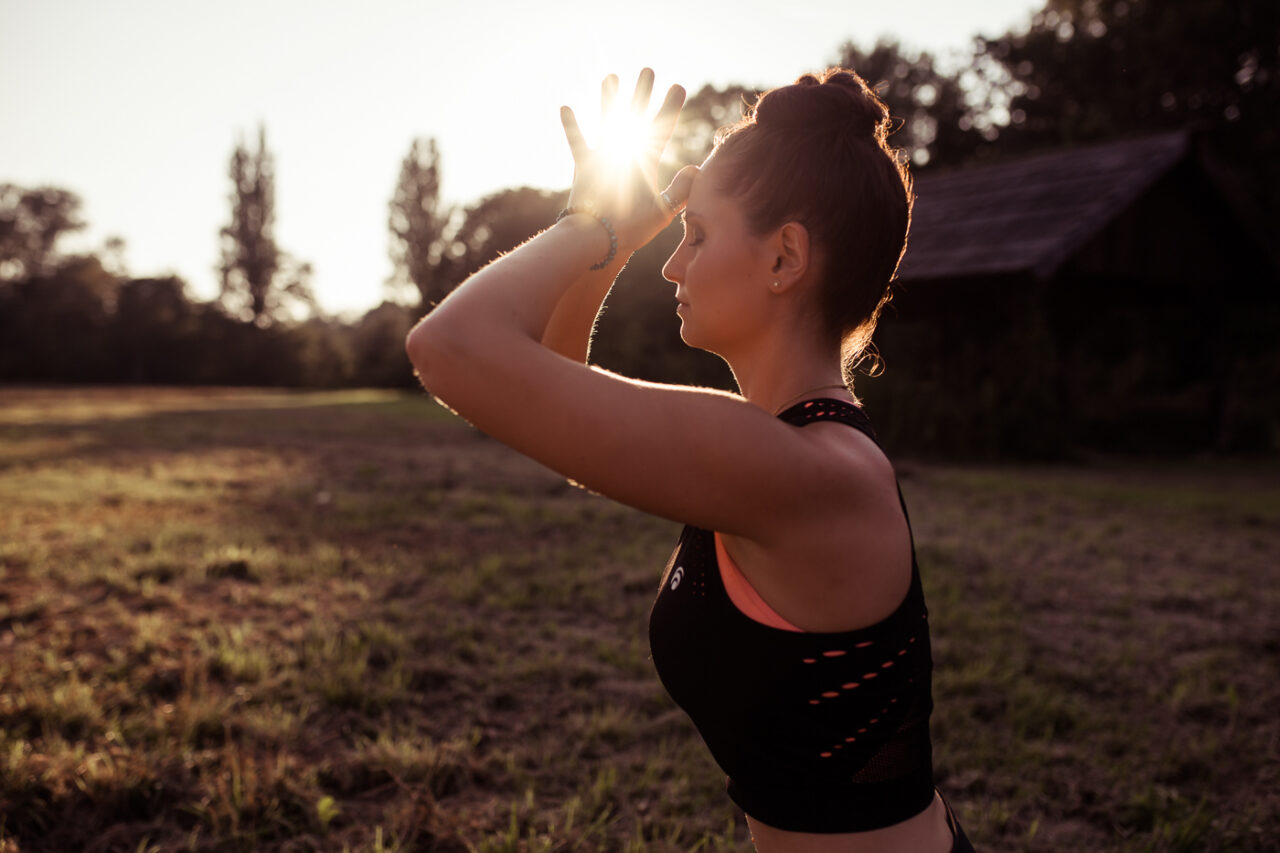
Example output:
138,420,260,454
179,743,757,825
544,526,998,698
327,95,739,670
647,399,935,833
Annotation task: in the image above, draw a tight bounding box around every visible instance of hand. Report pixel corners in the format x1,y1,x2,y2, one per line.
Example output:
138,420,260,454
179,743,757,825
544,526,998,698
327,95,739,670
560,68,687,252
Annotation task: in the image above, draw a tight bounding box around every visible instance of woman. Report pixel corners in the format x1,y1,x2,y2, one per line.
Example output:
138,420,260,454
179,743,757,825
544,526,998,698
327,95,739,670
406,67,973,852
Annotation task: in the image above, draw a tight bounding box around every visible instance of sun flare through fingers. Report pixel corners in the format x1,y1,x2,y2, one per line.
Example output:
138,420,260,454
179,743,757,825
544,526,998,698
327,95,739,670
597,104,655,177
561,68,686,218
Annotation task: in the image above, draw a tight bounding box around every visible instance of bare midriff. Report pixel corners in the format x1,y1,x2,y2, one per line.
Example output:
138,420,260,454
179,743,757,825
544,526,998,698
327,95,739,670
746,791,953,853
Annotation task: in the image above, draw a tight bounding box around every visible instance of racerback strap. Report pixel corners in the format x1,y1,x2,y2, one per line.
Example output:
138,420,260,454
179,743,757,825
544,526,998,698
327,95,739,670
776,398,881,446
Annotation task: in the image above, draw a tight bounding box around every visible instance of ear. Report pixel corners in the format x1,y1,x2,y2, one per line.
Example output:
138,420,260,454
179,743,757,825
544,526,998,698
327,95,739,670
766,222,811,295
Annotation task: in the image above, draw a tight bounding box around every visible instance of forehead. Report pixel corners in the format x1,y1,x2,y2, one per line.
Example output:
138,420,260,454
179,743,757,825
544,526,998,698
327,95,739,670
685,153,731,218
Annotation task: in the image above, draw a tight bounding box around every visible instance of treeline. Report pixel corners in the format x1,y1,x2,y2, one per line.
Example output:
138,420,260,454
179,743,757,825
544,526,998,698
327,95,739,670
0,185,728,390
0,259,415,388
2,0,1277,453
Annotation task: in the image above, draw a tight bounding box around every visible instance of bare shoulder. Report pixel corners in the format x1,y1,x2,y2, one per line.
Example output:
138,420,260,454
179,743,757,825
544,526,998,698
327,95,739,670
804,416,900,499
778,415,904,533
724,417,913,633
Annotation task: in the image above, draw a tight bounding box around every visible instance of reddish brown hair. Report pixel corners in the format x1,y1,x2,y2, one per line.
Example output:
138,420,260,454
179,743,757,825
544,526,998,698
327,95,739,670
711,68,913,378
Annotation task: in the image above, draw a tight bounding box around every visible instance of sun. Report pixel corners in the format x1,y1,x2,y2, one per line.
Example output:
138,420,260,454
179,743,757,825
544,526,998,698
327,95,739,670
597,105,653,175
558,67,683,195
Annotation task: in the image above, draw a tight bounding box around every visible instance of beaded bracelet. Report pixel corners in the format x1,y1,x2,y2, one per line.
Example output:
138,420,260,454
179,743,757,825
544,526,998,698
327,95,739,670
555,206,619,270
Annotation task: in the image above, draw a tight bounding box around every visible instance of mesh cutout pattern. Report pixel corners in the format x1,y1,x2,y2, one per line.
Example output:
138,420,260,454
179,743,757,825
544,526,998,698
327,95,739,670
648,398,937,832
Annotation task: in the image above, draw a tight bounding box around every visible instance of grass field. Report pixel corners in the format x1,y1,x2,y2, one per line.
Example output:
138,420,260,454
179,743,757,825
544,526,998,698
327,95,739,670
1,387,1277,852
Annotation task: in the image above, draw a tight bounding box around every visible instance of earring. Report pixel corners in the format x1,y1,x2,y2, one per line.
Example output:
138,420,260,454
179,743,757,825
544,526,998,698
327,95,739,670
771,280,781,290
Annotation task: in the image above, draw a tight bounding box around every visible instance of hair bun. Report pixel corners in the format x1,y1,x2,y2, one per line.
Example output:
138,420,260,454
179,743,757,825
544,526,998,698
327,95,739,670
753,68,889,142
707,65,913,384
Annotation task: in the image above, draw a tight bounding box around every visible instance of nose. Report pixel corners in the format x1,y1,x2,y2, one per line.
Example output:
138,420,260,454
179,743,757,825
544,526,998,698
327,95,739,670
662,245,685,285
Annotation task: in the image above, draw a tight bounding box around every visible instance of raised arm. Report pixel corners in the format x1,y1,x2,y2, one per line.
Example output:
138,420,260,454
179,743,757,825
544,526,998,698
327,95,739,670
411,69,691,374
540,73,650,363
405,70,871,541
539,258,623,363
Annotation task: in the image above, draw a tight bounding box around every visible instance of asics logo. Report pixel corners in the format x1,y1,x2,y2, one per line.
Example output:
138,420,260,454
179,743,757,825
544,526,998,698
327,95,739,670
670,566,685,590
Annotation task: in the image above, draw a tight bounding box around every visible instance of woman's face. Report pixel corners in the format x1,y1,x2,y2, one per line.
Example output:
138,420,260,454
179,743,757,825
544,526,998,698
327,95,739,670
662,155,775,356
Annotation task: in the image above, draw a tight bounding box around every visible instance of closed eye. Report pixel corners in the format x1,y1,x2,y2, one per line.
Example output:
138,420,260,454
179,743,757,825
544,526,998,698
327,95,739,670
680,212,704,248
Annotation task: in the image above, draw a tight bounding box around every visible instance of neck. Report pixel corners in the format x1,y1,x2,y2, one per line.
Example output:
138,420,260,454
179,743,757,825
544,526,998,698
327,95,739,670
724,322,848,416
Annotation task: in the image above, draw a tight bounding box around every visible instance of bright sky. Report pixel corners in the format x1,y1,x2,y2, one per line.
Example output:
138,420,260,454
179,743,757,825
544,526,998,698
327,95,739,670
1,0,1041,317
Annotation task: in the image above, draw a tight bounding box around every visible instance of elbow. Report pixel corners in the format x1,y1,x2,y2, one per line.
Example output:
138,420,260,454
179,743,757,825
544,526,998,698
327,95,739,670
405,309,488,404
404,316,429,367
405,313,452,391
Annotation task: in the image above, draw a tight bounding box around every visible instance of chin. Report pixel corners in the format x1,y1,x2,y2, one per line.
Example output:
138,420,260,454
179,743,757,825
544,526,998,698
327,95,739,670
678,326,726,361
678,321,700,349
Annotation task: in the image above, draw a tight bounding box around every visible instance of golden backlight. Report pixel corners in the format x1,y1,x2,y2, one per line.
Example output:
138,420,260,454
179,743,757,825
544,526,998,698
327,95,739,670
597,105,655,175
560,68,685,215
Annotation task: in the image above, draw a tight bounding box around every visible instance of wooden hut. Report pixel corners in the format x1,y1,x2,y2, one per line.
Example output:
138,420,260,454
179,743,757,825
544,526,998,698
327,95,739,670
869,131,1279,456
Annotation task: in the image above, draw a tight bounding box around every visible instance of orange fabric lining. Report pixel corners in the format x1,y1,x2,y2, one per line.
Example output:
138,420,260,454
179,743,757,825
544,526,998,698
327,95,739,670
714,532,806,633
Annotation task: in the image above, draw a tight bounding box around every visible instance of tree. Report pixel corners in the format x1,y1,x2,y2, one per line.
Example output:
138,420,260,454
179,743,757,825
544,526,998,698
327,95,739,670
387,137,454,307
667,83,756,165
978,0,1280,235
980,0,1279,149
112,276,197,383
218,125,314,325
388,183,566,312
663,48,989,172
0,184,85,282
347,301,416,387
0,255,118,382
835,39,992,169
444,186,566,281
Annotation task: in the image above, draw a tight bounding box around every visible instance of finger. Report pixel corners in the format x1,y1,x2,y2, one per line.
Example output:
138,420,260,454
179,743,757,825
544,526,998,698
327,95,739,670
647,84,687,158
660,165,699,214
630,67,655,116
560,106,589,162
601,74,619,118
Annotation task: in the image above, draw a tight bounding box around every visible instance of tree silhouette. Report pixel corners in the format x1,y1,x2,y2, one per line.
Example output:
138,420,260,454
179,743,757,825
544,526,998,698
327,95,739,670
113,276,200,382
348,301,416,387
980,0,1279,149
218,125,313,325
445,186,565,281
667,83,756,165
395,185,566,311
388,137,454,307
664,46,988,172
0,255,118,382
835,39,991,169
977,0,1280,232
0,184,85,282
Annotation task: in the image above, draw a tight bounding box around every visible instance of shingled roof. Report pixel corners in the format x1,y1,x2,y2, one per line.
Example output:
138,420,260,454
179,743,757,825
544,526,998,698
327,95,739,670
896,131,1192,283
